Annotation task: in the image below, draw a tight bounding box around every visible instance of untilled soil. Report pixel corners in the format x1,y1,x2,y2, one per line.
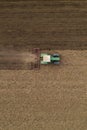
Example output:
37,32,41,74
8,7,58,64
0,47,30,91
0,50,87,130
0,0,87,50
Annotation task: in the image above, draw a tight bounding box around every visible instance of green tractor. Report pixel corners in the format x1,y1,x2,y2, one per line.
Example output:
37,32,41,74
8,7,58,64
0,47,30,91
40,53,60,64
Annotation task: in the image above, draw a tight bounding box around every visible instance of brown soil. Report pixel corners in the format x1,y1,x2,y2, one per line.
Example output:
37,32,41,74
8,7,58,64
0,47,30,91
0,0,87,129
21,52,37,63
0,50,87,130
0,51,36,63
0,50,38,69
0,0,87,50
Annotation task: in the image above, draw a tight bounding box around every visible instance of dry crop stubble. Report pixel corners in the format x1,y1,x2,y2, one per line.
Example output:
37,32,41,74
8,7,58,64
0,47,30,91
0,50,87,130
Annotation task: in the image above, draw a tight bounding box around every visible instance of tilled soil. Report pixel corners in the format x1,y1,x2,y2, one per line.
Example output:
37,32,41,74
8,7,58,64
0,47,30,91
0,0,87,50
0,51,37,62
0,50,37,69
0,0,87,129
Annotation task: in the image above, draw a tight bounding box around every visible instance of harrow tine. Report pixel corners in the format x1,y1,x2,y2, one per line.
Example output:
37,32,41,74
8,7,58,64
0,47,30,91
31,48,40,70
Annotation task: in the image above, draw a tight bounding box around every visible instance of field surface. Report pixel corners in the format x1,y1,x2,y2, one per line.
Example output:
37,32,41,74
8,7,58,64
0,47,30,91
0,0,87,50
0,0,87,130
0,50,87,130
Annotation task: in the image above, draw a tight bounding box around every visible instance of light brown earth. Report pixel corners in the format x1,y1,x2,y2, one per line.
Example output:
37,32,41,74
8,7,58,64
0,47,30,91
0,0,87,129
0,50,87,130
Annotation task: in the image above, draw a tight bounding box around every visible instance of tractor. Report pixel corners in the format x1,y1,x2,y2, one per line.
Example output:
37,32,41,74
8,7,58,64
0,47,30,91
40,53,60,64
31,48,61,69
